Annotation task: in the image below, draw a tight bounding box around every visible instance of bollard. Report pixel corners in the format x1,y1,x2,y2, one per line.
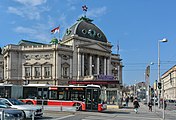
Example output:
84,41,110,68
60,102,62,111
42,99,44,110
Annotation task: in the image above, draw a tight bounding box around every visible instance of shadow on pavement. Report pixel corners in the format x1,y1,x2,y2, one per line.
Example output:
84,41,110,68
102,111,130,114
35,117,53,119
121,106,134,109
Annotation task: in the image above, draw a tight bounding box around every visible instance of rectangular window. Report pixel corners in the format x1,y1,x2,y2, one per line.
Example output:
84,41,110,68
49,91,58,100
44,66,51,78
34,67,41,78
25,67,31,78
63,67,68,77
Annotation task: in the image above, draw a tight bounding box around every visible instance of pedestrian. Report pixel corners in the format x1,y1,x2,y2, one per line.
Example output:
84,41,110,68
148,101,152,112
164,101,167,110
130,96,134,102
133,97,140,113
112,96,115,104
125,96,129,107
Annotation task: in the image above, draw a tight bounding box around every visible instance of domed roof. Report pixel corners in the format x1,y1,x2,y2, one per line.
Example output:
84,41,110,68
62,17,107,42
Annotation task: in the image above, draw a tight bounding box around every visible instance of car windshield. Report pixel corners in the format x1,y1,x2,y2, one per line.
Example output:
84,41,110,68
8,98,25,105
0,101,8,108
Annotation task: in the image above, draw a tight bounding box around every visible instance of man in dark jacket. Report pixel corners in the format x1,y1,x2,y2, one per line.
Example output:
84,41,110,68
133,98,140,113
148,101,152,112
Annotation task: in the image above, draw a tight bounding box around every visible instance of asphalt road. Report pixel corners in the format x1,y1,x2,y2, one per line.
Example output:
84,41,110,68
36,102,176,120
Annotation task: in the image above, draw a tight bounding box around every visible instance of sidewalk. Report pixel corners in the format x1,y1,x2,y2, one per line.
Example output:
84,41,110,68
118,102,176,120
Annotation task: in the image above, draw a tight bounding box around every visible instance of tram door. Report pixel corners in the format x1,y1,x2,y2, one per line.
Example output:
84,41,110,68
85,87,99,111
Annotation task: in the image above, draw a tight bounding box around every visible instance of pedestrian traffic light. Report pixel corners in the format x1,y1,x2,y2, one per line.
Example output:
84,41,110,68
158,82,162,89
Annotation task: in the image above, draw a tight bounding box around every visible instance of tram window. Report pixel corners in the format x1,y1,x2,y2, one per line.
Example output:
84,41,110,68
49,91,57,100
23,87,37,99
58,91,63,100
38,88,42,98
70,91,84,101
43,91,48,99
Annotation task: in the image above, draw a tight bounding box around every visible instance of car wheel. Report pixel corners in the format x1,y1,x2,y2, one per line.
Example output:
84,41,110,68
73,103,82,111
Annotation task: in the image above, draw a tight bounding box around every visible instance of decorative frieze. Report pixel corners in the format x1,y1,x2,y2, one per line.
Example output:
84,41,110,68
24,54,53,60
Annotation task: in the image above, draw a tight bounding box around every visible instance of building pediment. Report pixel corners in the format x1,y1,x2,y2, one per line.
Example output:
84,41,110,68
77,43,111,53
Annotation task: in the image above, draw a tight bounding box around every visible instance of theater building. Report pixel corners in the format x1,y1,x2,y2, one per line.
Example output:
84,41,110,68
2,16,123,105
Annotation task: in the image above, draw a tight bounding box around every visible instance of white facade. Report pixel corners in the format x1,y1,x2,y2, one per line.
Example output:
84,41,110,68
1,16,123,94
2,38,123,87
161,65,176,100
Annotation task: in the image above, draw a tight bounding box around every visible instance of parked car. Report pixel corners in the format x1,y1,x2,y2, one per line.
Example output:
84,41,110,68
0,98,43,119
0,101,24,120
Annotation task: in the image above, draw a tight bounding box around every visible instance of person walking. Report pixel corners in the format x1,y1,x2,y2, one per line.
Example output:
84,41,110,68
148,101,152,112
112,96,115,104
133,98,140,113
125,96,129,107
164,101,167,110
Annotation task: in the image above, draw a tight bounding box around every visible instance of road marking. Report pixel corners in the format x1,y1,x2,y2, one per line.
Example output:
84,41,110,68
83,115,161,120
54,115,75,120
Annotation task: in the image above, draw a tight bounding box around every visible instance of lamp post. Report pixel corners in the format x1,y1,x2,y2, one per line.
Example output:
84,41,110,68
157,38,168,120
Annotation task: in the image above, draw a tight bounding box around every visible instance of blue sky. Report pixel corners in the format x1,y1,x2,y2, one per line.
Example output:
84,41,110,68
1,0,176,86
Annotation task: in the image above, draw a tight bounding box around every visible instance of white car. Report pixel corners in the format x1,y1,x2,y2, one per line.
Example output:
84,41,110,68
0,102,24,120
0,98,43,119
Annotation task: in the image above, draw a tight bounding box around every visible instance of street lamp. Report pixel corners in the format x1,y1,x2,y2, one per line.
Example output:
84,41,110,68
158,38,168,120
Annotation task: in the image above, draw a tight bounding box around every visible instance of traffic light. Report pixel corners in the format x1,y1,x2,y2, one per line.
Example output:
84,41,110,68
151,87,154,93
158,82,162,89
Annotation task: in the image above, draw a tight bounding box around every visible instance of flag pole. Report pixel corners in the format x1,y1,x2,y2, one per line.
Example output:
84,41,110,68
58,25,60,41
117,40,120,54
82,5,88,17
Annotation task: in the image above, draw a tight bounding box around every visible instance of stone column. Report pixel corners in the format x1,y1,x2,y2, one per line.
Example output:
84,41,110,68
89,55,92,75
82,54,84,76
69,57,72,79
104,57,107,75
97,56,99,75
7,54,10,79
58,55,62,80
77,51,81,78
107,58,110,75
55,49,58,80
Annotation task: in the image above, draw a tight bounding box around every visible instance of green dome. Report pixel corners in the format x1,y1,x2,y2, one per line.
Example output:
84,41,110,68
62,16,108,43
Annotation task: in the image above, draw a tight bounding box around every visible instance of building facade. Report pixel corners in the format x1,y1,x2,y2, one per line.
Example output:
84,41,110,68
0,54,3,82
2,17,123,105
161,65,176,100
